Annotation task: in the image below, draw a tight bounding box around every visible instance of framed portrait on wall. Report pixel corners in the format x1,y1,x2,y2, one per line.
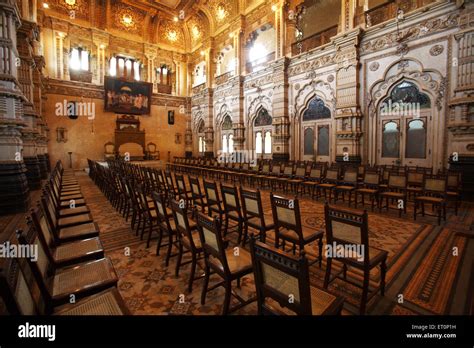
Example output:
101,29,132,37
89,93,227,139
104,77,152,115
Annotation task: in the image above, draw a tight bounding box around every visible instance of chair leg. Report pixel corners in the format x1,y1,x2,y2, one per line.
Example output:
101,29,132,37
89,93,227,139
222,281,232,315
175,243,183,277
323,258,332,288
360,269,370,315
201,263,210,305
165,233,173,266
146,223,153,248
188,253,197,293
318,238,323,268
380,259,387,296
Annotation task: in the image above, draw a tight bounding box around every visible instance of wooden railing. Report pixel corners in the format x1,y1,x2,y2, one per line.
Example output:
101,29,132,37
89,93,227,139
357,0,436,28
291,25,338,56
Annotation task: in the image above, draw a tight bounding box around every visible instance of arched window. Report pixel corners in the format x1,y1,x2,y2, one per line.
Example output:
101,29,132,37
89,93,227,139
382,121,400,158
221,114,233,154
303,97,331,121
264,131,272,154
70,47,89,71
109,56,141,81
199,137,204,153
255,132,263,154
222,115,233,130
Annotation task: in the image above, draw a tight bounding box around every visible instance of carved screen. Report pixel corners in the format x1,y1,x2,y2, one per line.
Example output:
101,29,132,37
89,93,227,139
382,121,400,158
405,119,426,159
304,128,314,155
317,126,329,156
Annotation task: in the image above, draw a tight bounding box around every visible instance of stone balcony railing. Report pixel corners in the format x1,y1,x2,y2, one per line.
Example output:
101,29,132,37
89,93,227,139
215,71,233,86
192,82,206,95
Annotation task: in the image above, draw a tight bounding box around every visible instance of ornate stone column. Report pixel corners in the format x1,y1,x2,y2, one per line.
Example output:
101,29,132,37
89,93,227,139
271,57,290,161
17,19,41,188
185,97,193,157
0,0,30,214
333,28,363,164
92,30,109,85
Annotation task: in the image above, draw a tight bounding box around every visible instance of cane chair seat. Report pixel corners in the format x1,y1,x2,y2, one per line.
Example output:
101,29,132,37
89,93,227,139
54,289,128,315
319,183,336,188
447,191,459,197
209,248,253,275
357,188,377,194
59,222,100,240
57,214,93,228
52,258,118,300
278,226,324,243
247,215,275,230
58,206,90,217
53,238,103,262
335,185,355,191
380,191,404,199
60,193,84,200
416,196,444,204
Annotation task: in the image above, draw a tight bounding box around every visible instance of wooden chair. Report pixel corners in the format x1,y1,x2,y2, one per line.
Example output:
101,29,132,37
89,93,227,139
323,203,388,315
170,199,203,293
446,170,461,215
40,196,100,243
203,180,224,221
30,206,104,268
196,212,255,315
316,167,340,202
406,170,425,201
189,176,207,212
334,167,358,206
240,187,274,245
301,165,324,198
175,174,193,207
249,236,344,315
270,193,323,267
355,172,380,211
287,164,307,195
151,191,178,265
16,229,118,313
0,254,129,315
414,174,448,225
136,184,161,247
378,172,407,217
220,184,244,243
165,171,178,200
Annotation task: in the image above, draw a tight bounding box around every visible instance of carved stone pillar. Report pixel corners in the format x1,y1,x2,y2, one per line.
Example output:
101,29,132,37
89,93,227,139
272,57,290,161
447,17,474,199
92,30,108,85
334,29,362,164
0,0,30,214
18,20,41,188
185,98,193,157
203,88,214,157
230,76,245,151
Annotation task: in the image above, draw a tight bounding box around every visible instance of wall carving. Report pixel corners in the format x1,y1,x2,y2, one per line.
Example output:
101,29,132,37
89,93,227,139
429,44,444,56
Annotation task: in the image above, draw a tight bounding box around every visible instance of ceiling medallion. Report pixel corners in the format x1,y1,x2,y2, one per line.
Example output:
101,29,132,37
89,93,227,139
167,30,178,42
191,25,201,40
64,0,77,7
369,62,379,71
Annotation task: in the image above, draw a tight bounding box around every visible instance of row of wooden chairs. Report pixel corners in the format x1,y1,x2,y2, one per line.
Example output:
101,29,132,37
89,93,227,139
100,160,391,314
0,161,128,315
171,158,461,225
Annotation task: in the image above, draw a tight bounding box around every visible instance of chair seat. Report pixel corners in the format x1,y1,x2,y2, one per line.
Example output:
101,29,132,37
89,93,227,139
356,188,377,194
342,246,388,268
52,258,117,300
278,226,323,244
379,191,404,199
58,205,90,217
309,286,342,315
54,288,128,315
58,214,93,228
209,247,253,276
60,193,84,201
407,186,422,192
319,183,336,188
288,178,303,184
415,196,444,204
335,185,355,191
247,215,275,231
447,191,459,197
53,238,103,263
59,222,100,241
227,210,243,220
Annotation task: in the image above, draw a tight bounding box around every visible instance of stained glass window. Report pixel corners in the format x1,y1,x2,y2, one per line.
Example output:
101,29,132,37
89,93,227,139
380,81,431,112
254,108,272,127
304,128,314,155
317,126,329,156
197,119,205,133
222,115,232,130
382,121,400,158
303,97,331,121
